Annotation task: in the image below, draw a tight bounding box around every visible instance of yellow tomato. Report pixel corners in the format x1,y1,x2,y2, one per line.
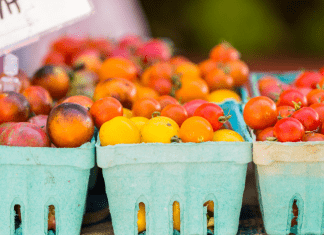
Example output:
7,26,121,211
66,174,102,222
99,116,140,146
207,89,241,103
137,202,146,232
173,201,181,231
130,117,149,131
141,116,179,143
204,200,214,213
213,129,244,142
123,108,133,118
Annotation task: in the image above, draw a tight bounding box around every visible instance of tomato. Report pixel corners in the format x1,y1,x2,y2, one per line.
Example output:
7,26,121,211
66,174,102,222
123,108,133,119
136,39,171,64
183,99,208,118
148,77,172,95
141,116,179,143
306,89,324,106
207,89,241,103
157,95,180,110
175,62,201,77
169,56,190,66
99,116,141,146
243,96,277,130
258,76,280,94
135,86,159,101
317,77,324,88
295,71,322,89
277,106,295,119
179,116,214,143
302,133,324,142
297,87,312,97
256,127,274,141
141,62,173,86
132,98,161,119
210,42,240,62
291,107,320,131
43,51,66,66
276,89,308,108
194,103,228,131
118,35,143,51
198,59,220,78
205,68,234,91
227,60,249,87
320,66,324,76
274,117,305,142
175,76,209,103
310,103,324,124
85,38,114,59
213,129,244,142
258,76,290,100
161,104,188,126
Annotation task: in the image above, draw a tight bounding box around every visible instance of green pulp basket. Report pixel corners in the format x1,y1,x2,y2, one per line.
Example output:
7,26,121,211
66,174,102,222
97,100,252,235
251,71,324,234
0,139,95,235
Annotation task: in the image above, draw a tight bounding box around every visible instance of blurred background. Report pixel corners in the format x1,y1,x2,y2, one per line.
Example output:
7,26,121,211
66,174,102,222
2,0,324,73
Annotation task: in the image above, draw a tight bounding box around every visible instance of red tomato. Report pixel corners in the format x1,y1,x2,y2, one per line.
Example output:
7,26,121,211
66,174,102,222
193,103,227,131
320,66,324,76
161,104,188,126
276,89,308,108
302,133,324,142
258,76,281,94
157,96,179,110
277,106,295,119
43,51,66,66
256,127,274,141
118,35,143,51
210,42,240,62
148,77,172,96
243,96,277,130
310,103,324,124
307,89,324,106
295,71,322,89
183,99,208,118
292,107,320,131
274,117,305,142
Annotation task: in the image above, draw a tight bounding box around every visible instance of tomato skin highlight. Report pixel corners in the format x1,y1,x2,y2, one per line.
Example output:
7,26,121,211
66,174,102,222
243,96,277,130
274,117,305,142
291,107,320,131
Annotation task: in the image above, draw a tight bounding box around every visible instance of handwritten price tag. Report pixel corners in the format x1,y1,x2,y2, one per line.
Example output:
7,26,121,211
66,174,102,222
0,0,93,55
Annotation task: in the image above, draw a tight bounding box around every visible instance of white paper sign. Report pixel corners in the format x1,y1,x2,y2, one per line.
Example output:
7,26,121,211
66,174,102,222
0,0,93,55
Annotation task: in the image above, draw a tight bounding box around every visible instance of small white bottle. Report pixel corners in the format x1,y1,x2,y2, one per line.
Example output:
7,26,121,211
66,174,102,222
0,54,21,92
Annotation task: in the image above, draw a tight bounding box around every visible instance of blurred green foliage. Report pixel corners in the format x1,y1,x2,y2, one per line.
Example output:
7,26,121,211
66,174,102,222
140,0,324,58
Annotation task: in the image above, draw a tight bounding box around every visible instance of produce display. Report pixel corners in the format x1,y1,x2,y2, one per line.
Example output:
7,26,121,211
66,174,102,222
244,69,324,142
0,34,251,234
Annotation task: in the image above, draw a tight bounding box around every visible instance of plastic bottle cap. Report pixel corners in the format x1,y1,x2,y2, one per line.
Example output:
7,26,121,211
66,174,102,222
4,54,18,76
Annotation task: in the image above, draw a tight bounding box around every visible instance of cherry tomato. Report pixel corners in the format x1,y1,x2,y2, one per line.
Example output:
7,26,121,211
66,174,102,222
243,96,277,130
157,95,180,110
320,66,324,76
274,117,305,142
132,98,161,119
179,116,213,143
213,129,244,142
148,77,172,96
227,60,249,87
295,71,322,89
210,42,240,62
302,133,324,142
298,87,312,97
198,59,220,78
276,89,308,107
258,76,290,100
277,106,295,119
161,104,188,126
183,99,208,118
292,107,320,131
256,127,274,141
205,68,234,91
310,103,324,124
306,89,324,106
193,103,228,131
90,97,123,129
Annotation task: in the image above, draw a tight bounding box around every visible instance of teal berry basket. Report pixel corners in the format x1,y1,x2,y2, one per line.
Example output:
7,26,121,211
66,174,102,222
250,71,324,234
97,100,252,235
0,138,95,235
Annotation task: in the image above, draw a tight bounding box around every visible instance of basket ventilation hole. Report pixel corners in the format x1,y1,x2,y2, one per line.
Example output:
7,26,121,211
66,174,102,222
14,204,21,230
289,199,298,235
173,201,181,233
48,205,56,232
204,200,214,234
137,202,146,234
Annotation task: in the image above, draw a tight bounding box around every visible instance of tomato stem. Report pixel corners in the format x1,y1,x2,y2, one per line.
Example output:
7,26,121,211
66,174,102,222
218,115,232,123
171,135,182,143
266,137,277,141
151,111,161,118
292,101,302,111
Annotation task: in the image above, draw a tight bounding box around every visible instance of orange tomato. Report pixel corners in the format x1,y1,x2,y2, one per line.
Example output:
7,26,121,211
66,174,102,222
205,68,234,91
175,62,200,77
132,98,161,119
175,76,209,103
210,42,240,62
227,60,249,87
141,62,173,86
169,56,190,66
198,59,220,78
98,57,138,82
157,95,180,110
179,116,214,143
148,77,172,95
136,86,159,101
161,104,188,126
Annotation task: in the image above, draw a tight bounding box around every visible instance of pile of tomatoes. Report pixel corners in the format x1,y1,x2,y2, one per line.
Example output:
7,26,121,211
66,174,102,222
244,69,324,142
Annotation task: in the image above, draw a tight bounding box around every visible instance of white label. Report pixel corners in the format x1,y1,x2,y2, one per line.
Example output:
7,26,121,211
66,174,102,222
0,0,93,55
